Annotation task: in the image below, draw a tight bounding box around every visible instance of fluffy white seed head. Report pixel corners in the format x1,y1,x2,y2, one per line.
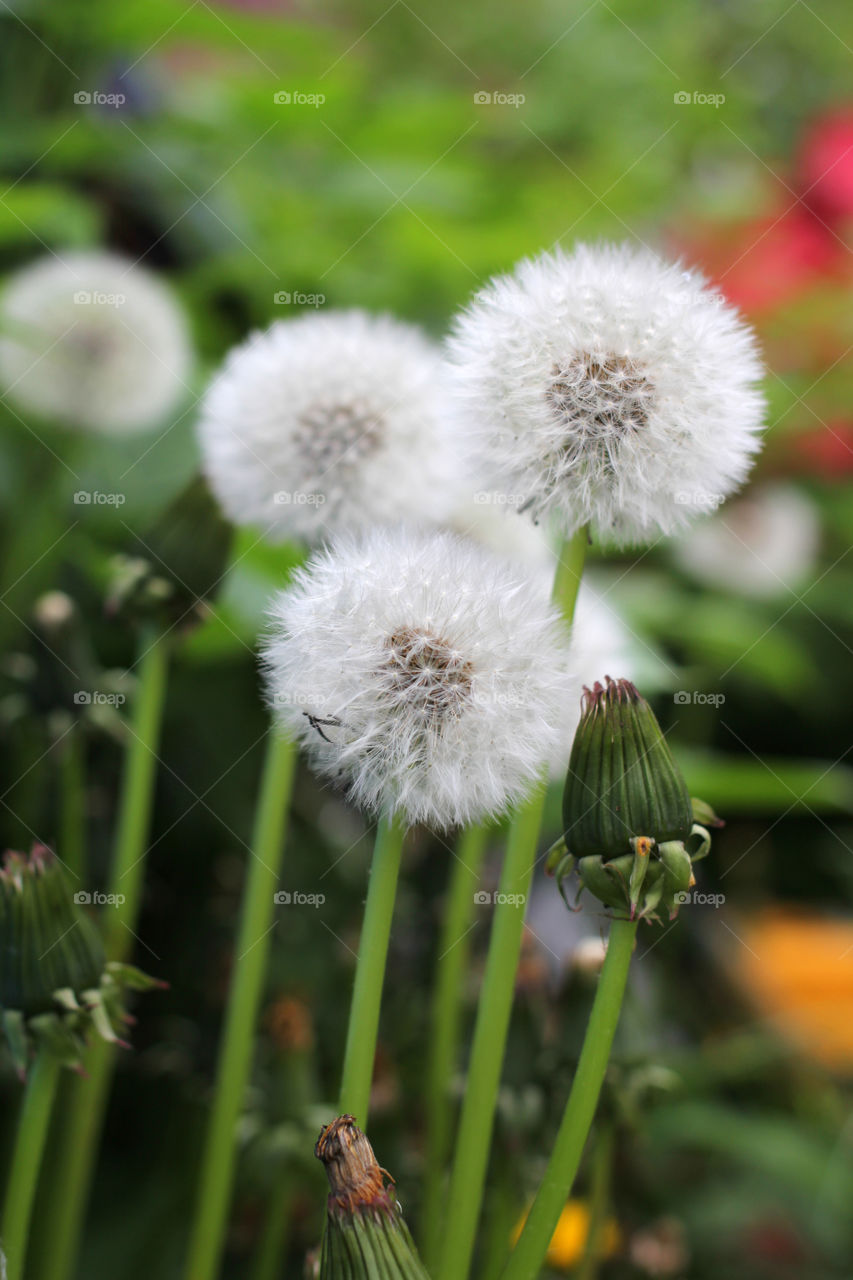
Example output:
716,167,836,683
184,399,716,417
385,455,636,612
198,309,458,543
0,251,192,433
263,527,577,829
673,483,820,598
447,242,766,545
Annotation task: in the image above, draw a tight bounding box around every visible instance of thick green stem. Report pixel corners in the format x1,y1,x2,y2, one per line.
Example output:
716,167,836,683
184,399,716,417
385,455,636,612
338,811,408,1124
421,823,490,1267
184,730,297,1280
2,1050,62,1280
435,787,545,1280
552,526,589,624
57,724,86,883
34,628,171,1280
500,920,637,1280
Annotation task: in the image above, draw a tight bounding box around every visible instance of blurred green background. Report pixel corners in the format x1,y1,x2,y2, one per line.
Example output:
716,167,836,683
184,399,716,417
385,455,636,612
2,1,853,1277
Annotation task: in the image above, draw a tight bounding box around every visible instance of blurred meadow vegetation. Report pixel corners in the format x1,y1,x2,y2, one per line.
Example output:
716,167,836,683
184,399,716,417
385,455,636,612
2,1,853,1277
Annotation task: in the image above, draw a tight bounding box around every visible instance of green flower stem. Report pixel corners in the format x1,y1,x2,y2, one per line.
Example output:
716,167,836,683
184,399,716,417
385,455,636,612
575,1120,615,1280
421,822,491,1268
435,788,545,1280
57,724,86,883
184,729,297,1280
249,1177,294,1280
2,1049,62,1280
36,626,171,1280
500,920,637,1280
552,525,589,624
338,810,408,1124
436,526,590,1280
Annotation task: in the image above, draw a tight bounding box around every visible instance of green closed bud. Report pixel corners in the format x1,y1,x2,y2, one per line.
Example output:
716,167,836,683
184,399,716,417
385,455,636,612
563,678,693,860
556,678,716,923
0,847,164,1075
315,1115,430,1280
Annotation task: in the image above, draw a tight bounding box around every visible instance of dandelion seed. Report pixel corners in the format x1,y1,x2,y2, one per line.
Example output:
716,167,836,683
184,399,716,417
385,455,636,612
447,242,766,545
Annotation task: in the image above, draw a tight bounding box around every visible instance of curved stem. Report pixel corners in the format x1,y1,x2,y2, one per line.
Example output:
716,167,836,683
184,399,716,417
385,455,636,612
338,811,407,1124
500,920,636,1280
2,1050,62,1280
435,788,545,1280
421,823,490,1267
34,628,171,1280
184,730,297,1280
552,525,589,624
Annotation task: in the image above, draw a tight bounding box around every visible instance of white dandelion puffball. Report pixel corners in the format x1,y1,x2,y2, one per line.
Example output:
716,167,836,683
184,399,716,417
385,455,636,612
673,483,820,598
447,242,766,545
0,251,192,433
198,309,458,542
263,528,577,829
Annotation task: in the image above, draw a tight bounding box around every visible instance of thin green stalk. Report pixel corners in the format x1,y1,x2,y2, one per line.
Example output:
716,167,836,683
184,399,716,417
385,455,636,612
2,1049,62,1280
57,725,86,883
249,1177,294,1280
421,823,490,1267
501,920,637,1280
338,810,407,1124
575,1120,615,1280
435,787,545,1280
35,628,171,1280
436,527,589,1280
184,730,297,1280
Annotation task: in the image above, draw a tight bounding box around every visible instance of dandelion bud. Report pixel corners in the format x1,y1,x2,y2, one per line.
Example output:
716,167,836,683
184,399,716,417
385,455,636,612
555,678,713,922
315,1115,429,1280
0,847,163,1074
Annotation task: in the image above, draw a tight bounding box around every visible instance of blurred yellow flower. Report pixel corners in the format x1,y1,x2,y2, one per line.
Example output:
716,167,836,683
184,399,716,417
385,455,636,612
727,907,853,1071
512,1199,619,1270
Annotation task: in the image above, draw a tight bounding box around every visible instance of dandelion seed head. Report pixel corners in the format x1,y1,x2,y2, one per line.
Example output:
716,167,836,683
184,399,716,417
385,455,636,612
198,310,458,542
0,251,192,433
447,242,766,545
263,527,577,828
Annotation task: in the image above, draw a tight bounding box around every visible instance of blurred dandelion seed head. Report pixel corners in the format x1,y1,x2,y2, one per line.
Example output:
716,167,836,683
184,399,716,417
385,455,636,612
263,527,577,828
198,309,459,543
447,241,766,545
0,251,192,434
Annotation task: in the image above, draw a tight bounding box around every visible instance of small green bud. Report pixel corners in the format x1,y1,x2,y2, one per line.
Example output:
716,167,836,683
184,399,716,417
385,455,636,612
0,847,164,1075
556,679,716,923
563,678,693,860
